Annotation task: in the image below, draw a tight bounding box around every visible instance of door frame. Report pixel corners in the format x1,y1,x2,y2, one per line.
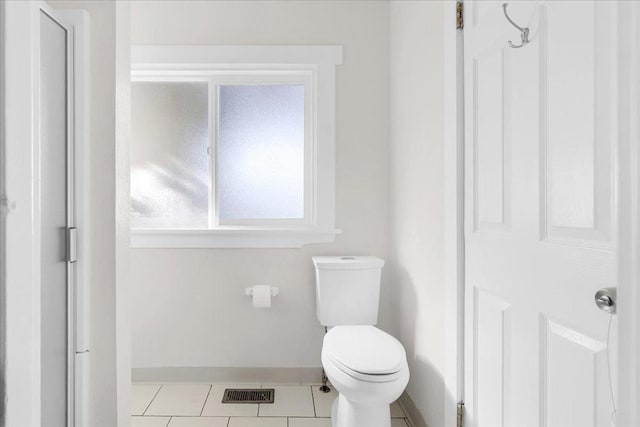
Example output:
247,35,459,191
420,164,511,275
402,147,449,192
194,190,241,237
1,2,90,426
443,1,465,426
55,10,91,426
442,1,640,426
614,2,640,426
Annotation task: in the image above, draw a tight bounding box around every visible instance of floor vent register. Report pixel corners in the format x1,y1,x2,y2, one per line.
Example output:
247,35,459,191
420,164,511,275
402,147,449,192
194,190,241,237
222,388,275,404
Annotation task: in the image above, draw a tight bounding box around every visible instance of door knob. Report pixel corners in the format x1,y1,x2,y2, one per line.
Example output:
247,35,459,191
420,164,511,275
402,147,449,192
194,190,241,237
594,288,617,314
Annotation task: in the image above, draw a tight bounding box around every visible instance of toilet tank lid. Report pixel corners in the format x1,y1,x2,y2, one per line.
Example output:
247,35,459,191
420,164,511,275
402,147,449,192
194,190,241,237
312,256,385,270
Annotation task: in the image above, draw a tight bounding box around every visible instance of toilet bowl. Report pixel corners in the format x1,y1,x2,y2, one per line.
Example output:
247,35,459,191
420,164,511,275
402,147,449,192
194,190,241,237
321,325,410,427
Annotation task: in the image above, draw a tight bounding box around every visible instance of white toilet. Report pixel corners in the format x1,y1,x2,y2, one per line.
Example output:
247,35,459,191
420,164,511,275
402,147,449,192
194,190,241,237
313,256,410,427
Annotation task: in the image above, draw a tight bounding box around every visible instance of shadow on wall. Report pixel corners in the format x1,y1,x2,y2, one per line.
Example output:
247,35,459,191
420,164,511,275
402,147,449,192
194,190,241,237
377,264,398,337
392,266,445,427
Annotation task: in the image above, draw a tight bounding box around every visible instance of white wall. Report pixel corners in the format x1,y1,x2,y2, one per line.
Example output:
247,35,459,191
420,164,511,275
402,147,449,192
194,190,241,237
129,0,392,370
389,2,445,427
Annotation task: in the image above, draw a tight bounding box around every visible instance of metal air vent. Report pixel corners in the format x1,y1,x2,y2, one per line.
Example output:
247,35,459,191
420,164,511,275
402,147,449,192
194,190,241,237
222,388,275,404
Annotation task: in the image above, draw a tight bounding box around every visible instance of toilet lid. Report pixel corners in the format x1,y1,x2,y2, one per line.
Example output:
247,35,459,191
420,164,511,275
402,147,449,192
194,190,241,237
323,326,406,376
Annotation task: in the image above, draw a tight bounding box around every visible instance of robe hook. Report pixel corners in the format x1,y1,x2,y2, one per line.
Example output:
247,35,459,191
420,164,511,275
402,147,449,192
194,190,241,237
502,3,530,48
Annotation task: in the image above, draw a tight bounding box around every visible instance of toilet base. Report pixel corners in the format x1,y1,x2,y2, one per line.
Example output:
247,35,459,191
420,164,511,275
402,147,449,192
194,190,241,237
331,394,391,427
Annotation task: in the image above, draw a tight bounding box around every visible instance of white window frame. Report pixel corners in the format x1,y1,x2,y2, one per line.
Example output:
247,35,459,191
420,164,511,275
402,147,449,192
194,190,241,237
130,45,342,248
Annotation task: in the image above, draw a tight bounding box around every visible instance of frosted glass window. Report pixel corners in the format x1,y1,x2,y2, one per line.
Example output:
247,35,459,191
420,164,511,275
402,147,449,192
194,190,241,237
217,85,305,220
131,82,209,228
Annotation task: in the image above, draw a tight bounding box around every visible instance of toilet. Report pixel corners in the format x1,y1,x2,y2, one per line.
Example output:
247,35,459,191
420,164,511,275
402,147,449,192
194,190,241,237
313,256,410,427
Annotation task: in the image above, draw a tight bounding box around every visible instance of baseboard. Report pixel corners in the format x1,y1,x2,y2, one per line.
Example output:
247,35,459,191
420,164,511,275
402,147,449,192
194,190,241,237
398,392,429,427
132,367,324,385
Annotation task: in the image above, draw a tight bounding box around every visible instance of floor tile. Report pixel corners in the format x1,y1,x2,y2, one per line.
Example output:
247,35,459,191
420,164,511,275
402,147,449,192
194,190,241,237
168,417,229,427
145,384,212,416
131,416,171,427
132,384,162,415
228,417,287,427
201,384,260,417
258,385,314,417
310,385,337,417
289,418,332,427
391,419,409,427
391,401,406,418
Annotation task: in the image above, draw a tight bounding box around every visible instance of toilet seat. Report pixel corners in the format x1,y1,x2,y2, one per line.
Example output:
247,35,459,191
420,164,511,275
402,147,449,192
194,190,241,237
323,326,406,383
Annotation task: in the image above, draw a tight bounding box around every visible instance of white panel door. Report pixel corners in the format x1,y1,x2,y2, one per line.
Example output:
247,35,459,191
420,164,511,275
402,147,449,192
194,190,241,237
464,2,617,427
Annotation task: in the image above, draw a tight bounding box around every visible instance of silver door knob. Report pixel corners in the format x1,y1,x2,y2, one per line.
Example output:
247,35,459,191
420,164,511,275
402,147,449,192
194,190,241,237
595,288,617,314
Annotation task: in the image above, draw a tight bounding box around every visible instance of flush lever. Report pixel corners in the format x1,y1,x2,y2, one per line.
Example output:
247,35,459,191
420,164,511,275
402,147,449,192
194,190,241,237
595,287,617,314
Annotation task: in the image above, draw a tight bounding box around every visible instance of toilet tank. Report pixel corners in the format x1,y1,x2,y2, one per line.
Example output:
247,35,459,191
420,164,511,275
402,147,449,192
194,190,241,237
313,256,385,326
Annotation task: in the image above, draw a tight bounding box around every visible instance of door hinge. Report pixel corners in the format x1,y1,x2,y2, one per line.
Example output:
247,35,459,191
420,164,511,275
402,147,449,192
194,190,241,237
456,1,464,30
457,401,465,427
67,227,77,263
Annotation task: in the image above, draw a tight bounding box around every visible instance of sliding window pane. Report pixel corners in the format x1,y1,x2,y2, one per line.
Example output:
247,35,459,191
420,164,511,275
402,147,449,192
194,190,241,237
217,84,305,220
131,82,209,228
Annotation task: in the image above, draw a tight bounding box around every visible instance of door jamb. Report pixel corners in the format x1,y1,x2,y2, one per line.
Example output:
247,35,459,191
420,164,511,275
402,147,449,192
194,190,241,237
443,1,466,426
616,2,640,426
56,9,91,427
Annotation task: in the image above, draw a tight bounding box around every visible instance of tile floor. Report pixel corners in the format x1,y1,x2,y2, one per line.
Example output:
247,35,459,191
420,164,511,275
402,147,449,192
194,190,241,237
132,383,412,427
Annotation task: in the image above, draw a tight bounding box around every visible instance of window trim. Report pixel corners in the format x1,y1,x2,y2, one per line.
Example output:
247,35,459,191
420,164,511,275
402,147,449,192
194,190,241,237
130,45,342,248
132,228,341,249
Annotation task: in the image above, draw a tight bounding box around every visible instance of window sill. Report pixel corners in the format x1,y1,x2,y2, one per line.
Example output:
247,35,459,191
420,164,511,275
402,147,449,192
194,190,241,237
130,227,342,249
